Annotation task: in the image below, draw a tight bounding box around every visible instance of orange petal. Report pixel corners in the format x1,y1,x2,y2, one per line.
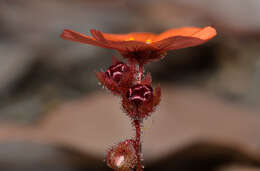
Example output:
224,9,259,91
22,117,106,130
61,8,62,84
90,29,106,42
155,27,201,41
106,40,148,52
152,26,217,50
61,29,149,52
191,26,217,40
155,26,216,41
152,36,205,50
103,32,156,42
89,30,149,51
60,29,106,47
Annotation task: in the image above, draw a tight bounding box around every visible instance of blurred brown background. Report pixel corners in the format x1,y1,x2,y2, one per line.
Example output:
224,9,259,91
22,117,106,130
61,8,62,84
0,0,260,171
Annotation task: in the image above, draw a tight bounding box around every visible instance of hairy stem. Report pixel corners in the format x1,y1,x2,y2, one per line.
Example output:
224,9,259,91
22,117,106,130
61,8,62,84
134,119,143,171
134,63,144,171
137,64,143,84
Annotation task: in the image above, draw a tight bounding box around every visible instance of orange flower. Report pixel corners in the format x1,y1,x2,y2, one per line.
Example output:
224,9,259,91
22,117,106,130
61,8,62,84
61,26,216,64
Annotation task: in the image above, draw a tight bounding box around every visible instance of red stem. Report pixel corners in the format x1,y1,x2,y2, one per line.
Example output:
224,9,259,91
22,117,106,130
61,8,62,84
138,64,143,84
134,119,143,171
134,63,144,171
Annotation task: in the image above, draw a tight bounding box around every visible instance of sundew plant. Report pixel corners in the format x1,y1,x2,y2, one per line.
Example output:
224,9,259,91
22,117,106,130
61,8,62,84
61,26,216,171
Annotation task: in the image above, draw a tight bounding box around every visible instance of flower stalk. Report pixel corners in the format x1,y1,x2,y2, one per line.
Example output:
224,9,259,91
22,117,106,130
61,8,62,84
137,64,143,84
135,64,143,171
134,119,143,171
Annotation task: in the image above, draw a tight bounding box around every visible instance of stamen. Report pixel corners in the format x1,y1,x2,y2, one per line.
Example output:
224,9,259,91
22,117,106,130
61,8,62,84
128,37,135,41
146,39,152,44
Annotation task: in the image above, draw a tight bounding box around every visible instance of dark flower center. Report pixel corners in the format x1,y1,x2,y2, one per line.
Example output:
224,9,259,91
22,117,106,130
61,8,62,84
105,62,129,82
126,84,153,104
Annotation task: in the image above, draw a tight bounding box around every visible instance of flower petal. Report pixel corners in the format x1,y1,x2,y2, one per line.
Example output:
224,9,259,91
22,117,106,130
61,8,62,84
191,26,217,40
107,40,148,52
103,32,156,42
61,29,149,52
152,26,216,50
152,36,204,50
61,27,216,54
90,29,107,42
155,27,201,41
60,29,106,47
89,30,149,51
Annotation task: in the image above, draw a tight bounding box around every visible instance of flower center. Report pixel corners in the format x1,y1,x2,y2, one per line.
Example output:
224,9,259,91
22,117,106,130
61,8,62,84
146,39,152,44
